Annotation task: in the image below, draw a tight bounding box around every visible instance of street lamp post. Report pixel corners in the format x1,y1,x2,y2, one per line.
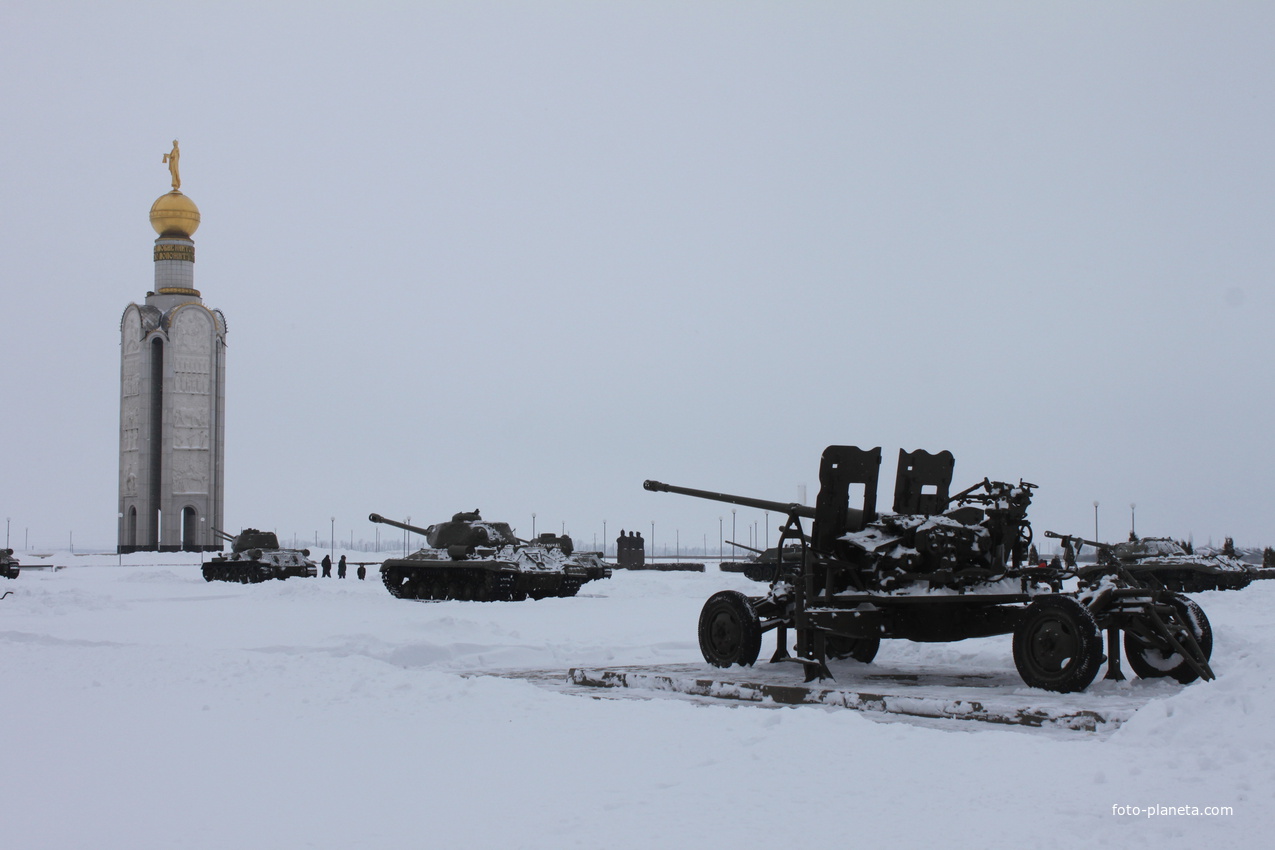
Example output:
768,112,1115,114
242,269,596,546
718,517,723,559
1130,503,1137,538
1093,501,1100,542
764,511,769,549
532,513,537,538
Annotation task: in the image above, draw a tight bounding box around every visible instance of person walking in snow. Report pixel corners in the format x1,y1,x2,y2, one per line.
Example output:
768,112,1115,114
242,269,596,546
321,554,332,577
356,564,366,580
337,555,347,579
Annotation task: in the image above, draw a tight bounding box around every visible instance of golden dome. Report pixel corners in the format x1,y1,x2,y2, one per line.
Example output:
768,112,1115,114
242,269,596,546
150,190,201,238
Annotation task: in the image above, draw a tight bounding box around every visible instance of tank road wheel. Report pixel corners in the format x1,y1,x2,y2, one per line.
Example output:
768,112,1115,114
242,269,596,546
826,635,880,664
381,570,409,599
698,591,762,668
1013,595,1103,693
1124,595,1213,684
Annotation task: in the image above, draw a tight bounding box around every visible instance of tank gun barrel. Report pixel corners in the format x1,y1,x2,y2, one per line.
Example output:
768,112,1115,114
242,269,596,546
725,539,764,555
368,513,432,538
1043,530,1108,550
643,480,816,520
210,528,236,543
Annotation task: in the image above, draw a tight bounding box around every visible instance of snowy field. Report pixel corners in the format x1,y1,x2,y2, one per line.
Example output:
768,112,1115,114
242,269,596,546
3,552,1272,849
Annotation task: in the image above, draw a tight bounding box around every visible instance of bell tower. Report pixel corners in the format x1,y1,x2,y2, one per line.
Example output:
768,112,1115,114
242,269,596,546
118,141,227,553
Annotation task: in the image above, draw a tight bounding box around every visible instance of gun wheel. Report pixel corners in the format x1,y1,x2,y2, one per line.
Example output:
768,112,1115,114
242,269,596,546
1013,595,1102,693
698,590,762,668
1124,595,1212,684
826,635,880,663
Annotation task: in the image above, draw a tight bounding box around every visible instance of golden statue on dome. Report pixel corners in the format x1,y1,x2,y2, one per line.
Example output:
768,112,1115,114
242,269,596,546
163,140,181,190
150,139,199,238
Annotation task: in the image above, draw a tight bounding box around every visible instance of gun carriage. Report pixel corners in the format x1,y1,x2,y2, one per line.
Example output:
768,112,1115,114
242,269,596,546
201,529,318,583
369,511,610,602
645,445,1215,693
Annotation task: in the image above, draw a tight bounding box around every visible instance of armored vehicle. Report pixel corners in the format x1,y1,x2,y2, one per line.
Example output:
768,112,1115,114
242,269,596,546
201,529,318,583
645,445,1216,693
1046,533,1250,593
369,511,612,601
1,549,19,579
720,541,803,583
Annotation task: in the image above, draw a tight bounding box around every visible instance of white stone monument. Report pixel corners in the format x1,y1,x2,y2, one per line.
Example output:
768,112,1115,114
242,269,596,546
118,142,227,552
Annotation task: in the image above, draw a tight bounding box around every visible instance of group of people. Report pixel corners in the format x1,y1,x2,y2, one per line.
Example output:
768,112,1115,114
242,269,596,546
320,554,367,580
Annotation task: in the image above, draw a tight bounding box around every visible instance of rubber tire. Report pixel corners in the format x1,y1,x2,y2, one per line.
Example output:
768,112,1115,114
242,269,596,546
826,635,881,664
698,590,762,668
1124,595,1213,684
1013,595,1103,693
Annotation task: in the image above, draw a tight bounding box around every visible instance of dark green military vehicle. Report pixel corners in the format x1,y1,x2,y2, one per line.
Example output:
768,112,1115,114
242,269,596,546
201,529,318,583
1,548,19,580
369,511,610,602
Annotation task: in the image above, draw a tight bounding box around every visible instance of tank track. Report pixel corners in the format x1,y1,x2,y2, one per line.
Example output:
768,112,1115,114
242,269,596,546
201,558,316,583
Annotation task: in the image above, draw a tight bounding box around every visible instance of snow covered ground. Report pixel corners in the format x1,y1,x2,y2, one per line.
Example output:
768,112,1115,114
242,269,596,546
3,552,1271,849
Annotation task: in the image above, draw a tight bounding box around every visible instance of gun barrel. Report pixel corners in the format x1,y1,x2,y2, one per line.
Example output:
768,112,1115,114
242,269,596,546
368,513,432,538
643,480,816,519
210,528,236,542
1043,530,1107,549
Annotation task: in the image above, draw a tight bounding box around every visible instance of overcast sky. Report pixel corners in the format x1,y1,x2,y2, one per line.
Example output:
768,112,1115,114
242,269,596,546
2,2,1271,553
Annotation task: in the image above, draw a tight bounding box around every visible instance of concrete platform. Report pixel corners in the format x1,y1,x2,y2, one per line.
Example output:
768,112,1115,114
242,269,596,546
562,660,1169,732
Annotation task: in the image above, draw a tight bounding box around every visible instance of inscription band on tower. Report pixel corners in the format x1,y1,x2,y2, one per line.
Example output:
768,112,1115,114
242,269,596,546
154,244,195,262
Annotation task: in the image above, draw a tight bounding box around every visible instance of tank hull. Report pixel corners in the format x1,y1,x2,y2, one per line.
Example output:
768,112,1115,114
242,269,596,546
202,550,318,583
379,551,609,602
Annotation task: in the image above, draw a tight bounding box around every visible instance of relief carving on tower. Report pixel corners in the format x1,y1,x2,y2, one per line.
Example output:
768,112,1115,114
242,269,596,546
170,308,214,397
122,310,142,397
124,311,142,354
172,405,210,449
122,456,138,495
172,453,209,495
172,308,213,355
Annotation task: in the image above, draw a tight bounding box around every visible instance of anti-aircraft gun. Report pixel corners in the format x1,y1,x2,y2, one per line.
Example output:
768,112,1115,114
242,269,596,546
1,549,19,580
369,510,610,602
201,528,318,583
645,445,1216,693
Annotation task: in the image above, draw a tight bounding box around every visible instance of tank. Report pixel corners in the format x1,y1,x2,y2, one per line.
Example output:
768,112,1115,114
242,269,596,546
719,541,803,583
369,511,612,601
1,549,19,580
201,529,318,583
1093,535,1250,592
